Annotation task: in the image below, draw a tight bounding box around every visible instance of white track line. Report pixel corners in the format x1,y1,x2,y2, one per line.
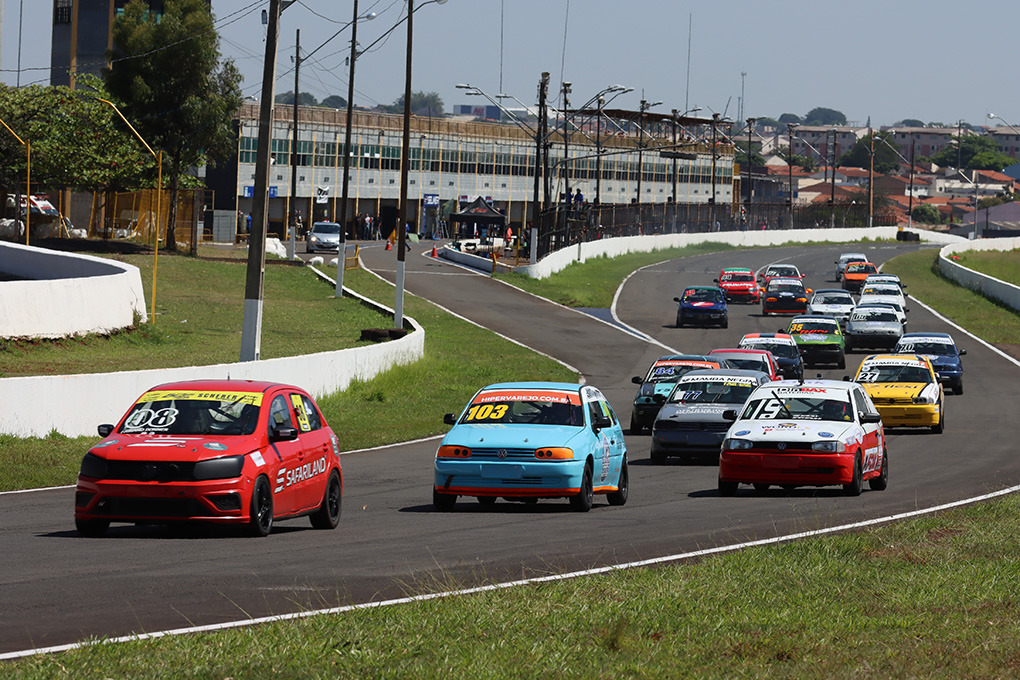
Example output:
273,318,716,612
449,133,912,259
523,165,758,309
610,263,681,353
5,482,1017,661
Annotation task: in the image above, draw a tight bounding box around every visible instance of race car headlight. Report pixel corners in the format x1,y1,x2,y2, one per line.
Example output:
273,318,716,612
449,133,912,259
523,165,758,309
811,440,845,453
79,453,108,479
912,395,937,405
766,297,777,303
723,438,753,450
437,445,472,458
535,447,574,459
192,455,246,481
796,297,807,303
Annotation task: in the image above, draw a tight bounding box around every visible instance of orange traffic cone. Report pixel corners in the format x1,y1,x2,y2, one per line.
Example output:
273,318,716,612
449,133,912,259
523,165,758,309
385,240,391,251
430,244,438,257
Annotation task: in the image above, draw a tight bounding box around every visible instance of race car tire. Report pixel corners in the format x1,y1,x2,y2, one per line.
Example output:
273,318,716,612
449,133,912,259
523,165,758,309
310,470,342,529
650,448,666,464
676,314,684,328
75,518,110,538
249,475,274,537
477,495,497,505
953,381,964,395
721,318,728,329
718,479,738,497
570,463,594,512
607,458,629,506
630,413,643,435
931,406,944,434
842,454,863,497
753,483,770,494
869,450,889,491
837,355,846,370
433,489,457,512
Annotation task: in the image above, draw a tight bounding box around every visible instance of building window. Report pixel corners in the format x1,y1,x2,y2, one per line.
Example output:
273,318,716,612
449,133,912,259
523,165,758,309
55,0,72,24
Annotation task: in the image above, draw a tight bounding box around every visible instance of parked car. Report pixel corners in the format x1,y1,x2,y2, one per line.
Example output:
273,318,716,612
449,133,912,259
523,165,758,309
715,268,760,304
852,353,944,433
630,355,727,433
434,382,628,512
738,333,804,380
674,286,728,328
74,380,343,537
718,379,888,496
894,332,966,394
650,369,770,463
305,221,343,253
844,307,904,352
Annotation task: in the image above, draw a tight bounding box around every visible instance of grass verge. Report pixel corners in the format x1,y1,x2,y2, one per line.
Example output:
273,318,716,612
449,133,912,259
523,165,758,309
946,247,1020,286
8,493,1020,678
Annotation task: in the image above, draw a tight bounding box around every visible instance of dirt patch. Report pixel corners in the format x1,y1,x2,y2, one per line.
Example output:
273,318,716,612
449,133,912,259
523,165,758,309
994,343,1020,362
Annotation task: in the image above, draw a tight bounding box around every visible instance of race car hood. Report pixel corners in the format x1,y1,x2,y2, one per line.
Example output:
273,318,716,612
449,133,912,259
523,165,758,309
442,423,587,449
925,355,962,371
860,382,928,400
656,403,732,423
720,281,756,291
847,320,901,333
681,300,725,310
89,434,262,462
728,420,855,442
793,332,839,345
809,303,853,315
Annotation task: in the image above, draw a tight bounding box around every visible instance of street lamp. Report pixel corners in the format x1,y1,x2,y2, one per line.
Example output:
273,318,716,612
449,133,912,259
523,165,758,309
395,0,448,330
95,98,162,325
0,116,29,246
745,117,756,217
787,122,798,228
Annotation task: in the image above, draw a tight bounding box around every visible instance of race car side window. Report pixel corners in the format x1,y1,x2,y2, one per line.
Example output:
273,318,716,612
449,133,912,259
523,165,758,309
299,395,323,431
268,395,294,433
852,389,872,420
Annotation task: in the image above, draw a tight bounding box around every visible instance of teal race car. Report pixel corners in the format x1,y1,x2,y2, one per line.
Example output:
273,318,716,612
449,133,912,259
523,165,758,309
434,382,629,512
629,355,727,433
785,315,846,369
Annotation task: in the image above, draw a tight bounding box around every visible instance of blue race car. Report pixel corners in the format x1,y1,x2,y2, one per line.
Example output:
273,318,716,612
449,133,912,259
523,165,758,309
674,286,728,328
894,332,966,394
434,382,629,512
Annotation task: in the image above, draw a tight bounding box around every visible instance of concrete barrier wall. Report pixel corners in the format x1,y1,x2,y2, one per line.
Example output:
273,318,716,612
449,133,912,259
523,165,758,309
0,242,148,338
0,276,425,438
938,237,1020,313
440,246,495,273
514,227,966,279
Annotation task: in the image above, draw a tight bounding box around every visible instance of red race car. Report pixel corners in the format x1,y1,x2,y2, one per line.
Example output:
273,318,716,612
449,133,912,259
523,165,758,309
714,267,760,304
74,379,343,537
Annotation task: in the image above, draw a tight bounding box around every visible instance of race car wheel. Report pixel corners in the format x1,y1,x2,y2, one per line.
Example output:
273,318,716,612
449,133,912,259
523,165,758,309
650,448,666,464
630,413,643,435
721,318,728,329
931,406,944,434
843,454,863,497
249,475,274,537
310,470,342,529
607,457,629,506
718,479,738,497
75,518,110,538
753,483,770,494
433,489,457,512
676,314,684,328
869,450,889,491
570,463,594,512
837,354,846,370
477,495,497,505
953,380,964,395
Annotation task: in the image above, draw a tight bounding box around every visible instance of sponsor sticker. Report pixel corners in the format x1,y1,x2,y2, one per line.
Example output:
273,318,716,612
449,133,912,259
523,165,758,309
137,390,263,406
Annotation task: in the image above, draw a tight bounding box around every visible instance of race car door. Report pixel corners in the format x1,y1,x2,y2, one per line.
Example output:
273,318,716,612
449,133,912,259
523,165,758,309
852,386,884,475
267,392,304,515
287,392,333,513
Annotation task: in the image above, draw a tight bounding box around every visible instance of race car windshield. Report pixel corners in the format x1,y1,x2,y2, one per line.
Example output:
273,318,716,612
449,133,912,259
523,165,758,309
862,286,899,296
722,273,754,282
311,223,341,234
769,267,798,277
722,357,767,371
769,283,804,294
852,310,897,322
741,396,852,421
459,399,584,427
120,396,261,436
847,263,877,274
670,381,754,404
857,366,933,384
897,341,954,355
643,364,709,383
683,290,722,303
755,342,799,359
816,295,851,305
791,320,837,333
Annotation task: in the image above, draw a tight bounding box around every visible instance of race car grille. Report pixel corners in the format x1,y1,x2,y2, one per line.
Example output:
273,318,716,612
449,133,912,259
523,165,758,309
91,497,209,518
656,420,729,432
471,448,540,460
873,397,913,406
102,460,200,482
753,442,814,453
209,493,242,512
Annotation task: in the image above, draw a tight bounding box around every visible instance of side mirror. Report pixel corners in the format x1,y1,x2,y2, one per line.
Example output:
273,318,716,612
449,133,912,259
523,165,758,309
904,307,910,313
593,415,613,431
652,393,666,405
778,328,785,334
443,413,458,425
270,426,299,442
713,278,719,283
860,412,882,424
722,409,738,421
673,297,681,303
98,423,114,437
959,348,967,356
632,376,644,385
806,288,813,295
842,375,851,381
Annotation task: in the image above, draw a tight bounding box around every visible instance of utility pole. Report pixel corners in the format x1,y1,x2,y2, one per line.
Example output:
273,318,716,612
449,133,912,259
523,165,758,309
636,99,648,206
540,78,550,209
336,0,361,298
597,96,605,205
671,109,679,205
288,28,300,260
787,122,798,229
240,0,283,362
710,112,720,206
532,72,548,262
907,138,915,231
868,128,874,228
561,81,571,204
746,117,756,218
829,129,837,228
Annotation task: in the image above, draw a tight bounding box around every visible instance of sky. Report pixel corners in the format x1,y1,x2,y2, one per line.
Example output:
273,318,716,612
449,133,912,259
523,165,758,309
1,0,1018,130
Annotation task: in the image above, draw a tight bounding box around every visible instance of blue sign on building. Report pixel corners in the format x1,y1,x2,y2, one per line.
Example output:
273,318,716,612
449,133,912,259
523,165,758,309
242,186,279,198
423,193,440,207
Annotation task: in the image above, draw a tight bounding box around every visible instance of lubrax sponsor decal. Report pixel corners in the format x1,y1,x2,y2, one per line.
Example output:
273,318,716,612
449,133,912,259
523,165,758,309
775,386,829,393
275,456,327,493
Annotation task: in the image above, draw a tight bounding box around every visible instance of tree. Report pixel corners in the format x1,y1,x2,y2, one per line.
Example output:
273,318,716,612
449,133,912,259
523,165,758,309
386,91,445,116
275,91,319,107
911,203,941,224
839,131,901,174
320,95,347,109
778,113,801,125
755,116,779,128
929,135,1014,170
104,0,243,252
803,107,847,126
896,119,924,128
732,140,764,166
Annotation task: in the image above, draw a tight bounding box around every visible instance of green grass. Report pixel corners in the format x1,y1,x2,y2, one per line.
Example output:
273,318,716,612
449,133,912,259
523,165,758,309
883,249,1020,344
8,494,1020,678
947,247,1020,286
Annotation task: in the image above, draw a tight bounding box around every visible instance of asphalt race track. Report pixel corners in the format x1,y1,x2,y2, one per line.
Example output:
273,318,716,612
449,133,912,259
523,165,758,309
3,239,1019,655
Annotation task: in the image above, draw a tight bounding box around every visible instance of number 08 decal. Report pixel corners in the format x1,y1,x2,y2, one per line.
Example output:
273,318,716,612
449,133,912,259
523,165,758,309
464,403,509,421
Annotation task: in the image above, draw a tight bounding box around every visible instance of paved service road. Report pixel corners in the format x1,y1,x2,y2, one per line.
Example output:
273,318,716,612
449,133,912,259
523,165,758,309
2,239,1018,655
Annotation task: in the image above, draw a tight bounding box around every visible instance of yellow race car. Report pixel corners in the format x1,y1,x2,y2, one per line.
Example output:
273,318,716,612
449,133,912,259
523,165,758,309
852,354,944,433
